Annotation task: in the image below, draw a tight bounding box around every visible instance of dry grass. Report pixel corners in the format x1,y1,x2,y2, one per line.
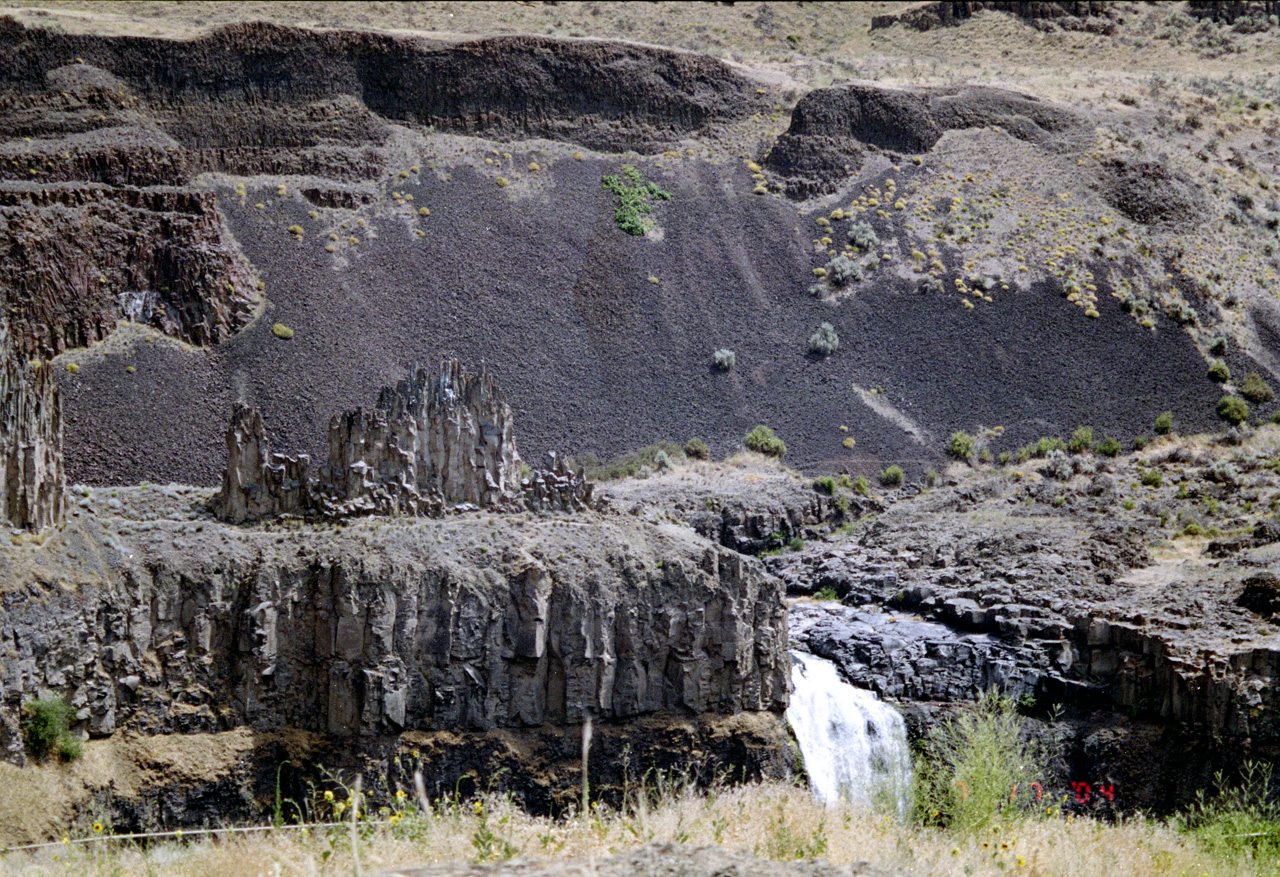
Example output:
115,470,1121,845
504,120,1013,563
0,780,1270,877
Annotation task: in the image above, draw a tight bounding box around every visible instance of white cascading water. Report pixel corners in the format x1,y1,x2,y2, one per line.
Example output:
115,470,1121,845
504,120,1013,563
785,650,913,818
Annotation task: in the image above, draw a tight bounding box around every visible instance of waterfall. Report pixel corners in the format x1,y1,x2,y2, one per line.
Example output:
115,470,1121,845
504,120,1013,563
785,650,913,818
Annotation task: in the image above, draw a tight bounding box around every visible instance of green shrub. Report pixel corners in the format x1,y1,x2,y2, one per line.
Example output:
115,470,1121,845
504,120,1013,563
879,465,904,486
1133,435,1149,450
1140,468,1162,487
683,437,710,460
1154,411,1174,434
22,697,80,762
1097,436,1122,457
271,323,294,340
1241,371,1276,403
1178,763,1280,862
1208,335,1228,355
1217,394,1250,425
807,322,839,356
585,442,686,480
713,349,736,371
601,165,671,235
837,474,853,490
853,475,871,496
1032,436,1067,456
1068,426,1094,453
813,475,837,495
923,468,939,486
841,436,856,450
745,425,786,458
945,430,975,462
1208,359,1231,383
813,587,840,602
913,690,1049,834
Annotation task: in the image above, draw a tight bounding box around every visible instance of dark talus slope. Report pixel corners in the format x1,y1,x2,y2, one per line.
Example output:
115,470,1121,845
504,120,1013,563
0,18,1263,486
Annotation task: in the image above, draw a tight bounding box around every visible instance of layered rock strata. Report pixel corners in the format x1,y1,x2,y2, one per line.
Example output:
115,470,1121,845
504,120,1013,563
0,324,64,529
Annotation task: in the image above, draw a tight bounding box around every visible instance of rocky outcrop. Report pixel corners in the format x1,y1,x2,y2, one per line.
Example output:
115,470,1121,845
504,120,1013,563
1188,1,1280,25
0,502,791,826
764,84,1086,197
211,404,313,524
523,452,595,513
0,324,64,530
870,2,1120,34
212,361,539,522
0,20,766,160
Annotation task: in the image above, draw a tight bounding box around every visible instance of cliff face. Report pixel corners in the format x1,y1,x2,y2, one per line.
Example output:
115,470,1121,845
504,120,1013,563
0,497,790,761
0,324,64,529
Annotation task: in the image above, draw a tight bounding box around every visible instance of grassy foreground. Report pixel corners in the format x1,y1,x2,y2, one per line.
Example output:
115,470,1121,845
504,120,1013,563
0,777,1275,877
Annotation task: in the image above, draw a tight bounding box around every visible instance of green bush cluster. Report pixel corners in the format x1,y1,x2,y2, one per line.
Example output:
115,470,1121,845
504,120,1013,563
683,437,709,460
812,475,836,495
1241,371,1276,403
1208,359,1231,383
744,425,786,458
601,165,671,235
713,348,736,371
22,696,81,762
945,430,975,462
1067,426,1094,453
1096,436,1122,457
879,465,904,486
1217,394,1250,425
1154,411,1174,434
913,690,1048,834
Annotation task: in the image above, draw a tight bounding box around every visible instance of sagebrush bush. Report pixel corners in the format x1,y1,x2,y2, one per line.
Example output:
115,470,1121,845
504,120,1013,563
1208,359,1231,383
1241,371,1275,403
1217,394,1250,425
848,221,879,251
1097,436,1122,457
812,475,836,495
946,430,975,462
879,465,904,486
683,437,709,460
1155,411,1174,434
713,348,736,371
807,322,839,356
825,254,864,287
744,425,786,458
1068,426,1094,453
919,276,944,295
